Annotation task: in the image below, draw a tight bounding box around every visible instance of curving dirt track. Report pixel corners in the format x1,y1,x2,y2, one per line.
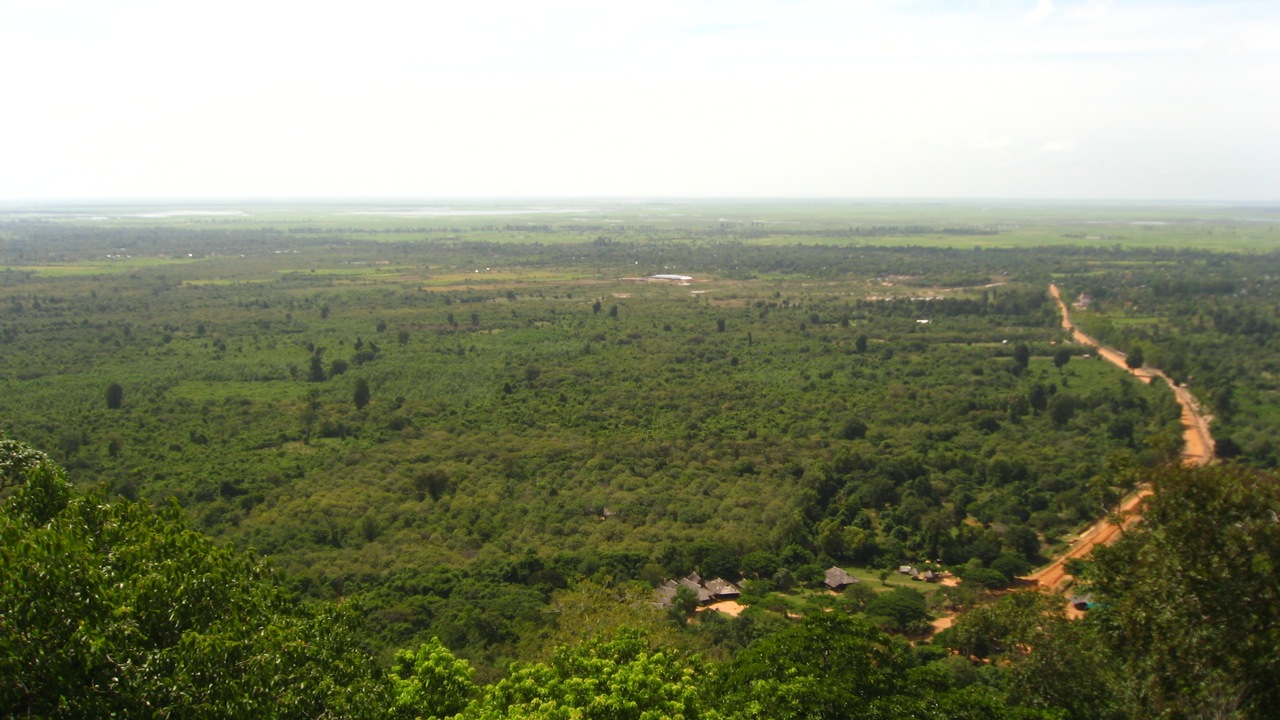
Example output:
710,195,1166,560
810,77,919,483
1047,284,1214,467
1027,285,1215,594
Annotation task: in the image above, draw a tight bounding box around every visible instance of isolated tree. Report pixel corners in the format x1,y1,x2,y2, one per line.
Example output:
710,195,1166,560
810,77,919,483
1029,383,1050,412
670,585,699,620
1048,393,1076,426
105,382,124,410
1053,347,1071,371
608,304,618,318
864,587,930,632
855,334,869,353
1002,524,1041,561
309,355,327,382
740,551,780,580
838,416,868,440
592,300,602,315
353,378,370,410
328,358,349,379
1013,343,1031,370
1125,345,1144,369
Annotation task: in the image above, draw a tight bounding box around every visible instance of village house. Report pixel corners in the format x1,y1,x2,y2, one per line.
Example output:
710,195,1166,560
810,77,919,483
824,566,859,591
654,574,739,607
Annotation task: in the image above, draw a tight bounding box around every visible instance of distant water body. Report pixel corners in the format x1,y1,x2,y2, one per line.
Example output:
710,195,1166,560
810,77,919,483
126,210,249,218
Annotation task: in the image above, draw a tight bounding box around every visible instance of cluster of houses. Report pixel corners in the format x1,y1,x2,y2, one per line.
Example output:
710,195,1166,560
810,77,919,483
899,565,940,582
653,572,740,608
655,566,864,609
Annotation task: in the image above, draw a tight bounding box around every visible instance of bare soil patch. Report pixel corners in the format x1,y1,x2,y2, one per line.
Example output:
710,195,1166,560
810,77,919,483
699,600,747,617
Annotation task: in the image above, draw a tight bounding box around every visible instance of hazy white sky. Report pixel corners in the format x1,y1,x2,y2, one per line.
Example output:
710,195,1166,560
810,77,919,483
1,0,1277,200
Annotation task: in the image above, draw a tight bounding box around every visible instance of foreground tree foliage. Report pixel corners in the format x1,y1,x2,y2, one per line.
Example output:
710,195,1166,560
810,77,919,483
1086,465,1280,720
0,437,391,719
942,592,1120,720
391,638,478,720
717,613,1054,720
945,465,1280,720
460,628,716,720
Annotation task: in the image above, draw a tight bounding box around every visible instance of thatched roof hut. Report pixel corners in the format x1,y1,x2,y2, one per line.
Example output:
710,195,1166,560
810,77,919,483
824,566,860,591
705,578,741,599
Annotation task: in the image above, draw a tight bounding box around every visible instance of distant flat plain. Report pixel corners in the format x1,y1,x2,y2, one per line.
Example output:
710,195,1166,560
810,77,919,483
3,199,1278,253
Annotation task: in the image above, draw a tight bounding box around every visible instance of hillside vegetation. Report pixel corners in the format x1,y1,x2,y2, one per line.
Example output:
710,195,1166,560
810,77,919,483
5,439,1277,719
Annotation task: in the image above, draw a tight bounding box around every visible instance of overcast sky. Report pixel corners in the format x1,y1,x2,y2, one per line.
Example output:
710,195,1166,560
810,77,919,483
2,0,1277,201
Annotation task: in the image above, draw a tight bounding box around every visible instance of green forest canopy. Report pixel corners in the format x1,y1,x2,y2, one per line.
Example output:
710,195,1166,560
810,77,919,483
4,439,1277,719
2,202,1279,713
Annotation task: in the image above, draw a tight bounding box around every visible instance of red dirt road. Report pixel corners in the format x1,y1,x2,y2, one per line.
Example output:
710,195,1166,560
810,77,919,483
1026,485,1152,594
1027,285,1215,594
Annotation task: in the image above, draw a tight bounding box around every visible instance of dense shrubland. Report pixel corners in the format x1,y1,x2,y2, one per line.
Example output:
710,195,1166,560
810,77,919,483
1,222,1195,668
3,208,1277,702
5,439,1277,719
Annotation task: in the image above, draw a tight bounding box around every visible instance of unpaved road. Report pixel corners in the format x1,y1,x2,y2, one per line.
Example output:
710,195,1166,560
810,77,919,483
1027,485,1152,594
1027,285,1215,594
